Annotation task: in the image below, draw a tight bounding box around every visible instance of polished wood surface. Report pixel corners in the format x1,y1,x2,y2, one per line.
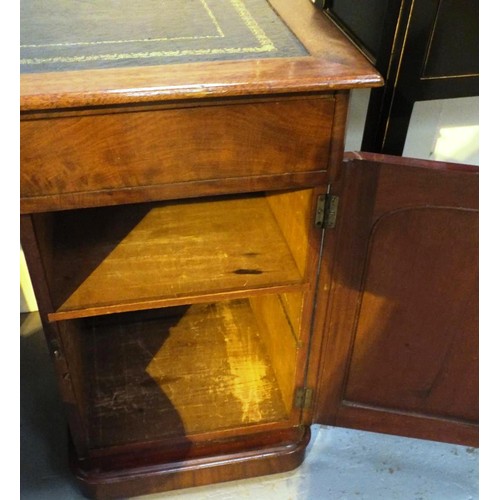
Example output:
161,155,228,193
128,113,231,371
71,426,310,499
313,153,478,446
21,97,334,212
20,0,479,491
20,6,478,488
20,0,382,111
19,0,386,496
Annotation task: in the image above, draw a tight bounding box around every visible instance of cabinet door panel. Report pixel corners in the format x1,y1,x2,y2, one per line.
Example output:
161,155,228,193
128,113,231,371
314,152,478,446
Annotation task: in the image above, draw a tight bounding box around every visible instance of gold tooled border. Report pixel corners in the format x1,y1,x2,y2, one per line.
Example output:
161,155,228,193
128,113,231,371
21,0,276,66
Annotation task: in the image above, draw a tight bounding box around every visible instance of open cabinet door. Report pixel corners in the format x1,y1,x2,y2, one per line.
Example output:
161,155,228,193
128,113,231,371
313,152,478,447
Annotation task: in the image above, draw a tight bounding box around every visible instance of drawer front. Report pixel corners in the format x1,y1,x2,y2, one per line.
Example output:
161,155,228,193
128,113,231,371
21,97,335,209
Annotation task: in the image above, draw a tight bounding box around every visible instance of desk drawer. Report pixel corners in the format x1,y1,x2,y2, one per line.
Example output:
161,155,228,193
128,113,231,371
21,97,335,210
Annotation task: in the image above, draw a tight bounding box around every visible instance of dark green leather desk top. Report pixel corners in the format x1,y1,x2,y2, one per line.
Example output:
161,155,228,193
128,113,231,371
20,0,307,73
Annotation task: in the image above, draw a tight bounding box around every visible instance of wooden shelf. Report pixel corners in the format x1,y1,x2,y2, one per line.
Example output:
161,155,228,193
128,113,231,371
82,299,292,450
45,195,306,322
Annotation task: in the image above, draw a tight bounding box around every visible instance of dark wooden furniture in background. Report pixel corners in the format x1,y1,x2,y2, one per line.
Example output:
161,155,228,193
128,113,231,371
318,0,479,154
20,0,478,498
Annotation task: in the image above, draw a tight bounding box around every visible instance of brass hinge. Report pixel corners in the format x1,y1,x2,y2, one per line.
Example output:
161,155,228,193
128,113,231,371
294,387,314,410
315,194,339,229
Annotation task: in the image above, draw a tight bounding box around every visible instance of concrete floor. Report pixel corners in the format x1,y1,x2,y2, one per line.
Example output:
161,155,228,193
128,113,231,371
20,313,479,499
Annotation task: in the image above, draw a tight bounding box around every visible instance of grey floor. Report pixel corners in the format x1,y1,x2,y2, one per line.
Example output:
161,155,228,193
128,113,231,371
20,313,479,500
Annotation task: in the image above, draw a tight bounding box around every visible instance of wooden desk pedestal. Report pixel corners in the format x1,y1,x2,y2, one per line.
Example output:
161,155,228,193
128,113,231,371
20,1,477,497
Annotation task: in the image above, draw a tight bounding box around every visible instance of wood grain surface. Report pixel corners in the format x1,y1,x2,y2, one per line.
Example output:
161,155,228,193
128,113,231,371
21,97,334,211
36,193,310,321
71,426,310,498
19,0,384,494
84,300,292,449
313,153,478,446
20,0,382,110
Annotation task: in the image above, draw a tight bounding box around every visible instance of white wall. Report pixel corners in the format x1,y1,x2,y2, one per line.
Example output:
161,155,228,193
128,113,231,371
345,90,479,166
21,248,37,313
403,97,479,165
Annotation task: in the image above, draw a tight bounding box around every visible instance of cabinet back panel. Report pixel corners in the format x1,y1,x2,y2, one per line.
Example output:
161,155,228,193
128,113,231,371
78,300,292,450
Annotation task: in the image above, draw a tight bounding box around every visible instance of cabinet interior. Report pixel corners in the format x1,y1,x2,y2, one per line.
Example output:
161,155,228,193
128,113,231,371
60,295,301,451
35,189,317,452
32,191,314,322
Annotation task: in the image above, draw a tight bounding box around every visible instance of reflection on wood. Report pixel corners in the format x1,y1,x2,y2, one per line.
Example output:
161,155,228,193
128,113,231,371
314,154,478,446
344,208,478,422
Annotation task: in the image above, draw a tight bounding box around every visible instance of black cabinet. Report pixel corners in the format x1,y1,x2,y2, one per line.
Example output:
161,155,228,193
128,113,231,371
321,0,479,155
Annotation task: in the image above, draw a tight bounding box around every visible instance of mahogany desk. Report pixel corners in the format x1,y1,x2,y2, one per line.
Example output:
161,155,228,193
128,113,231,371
20,0,478,497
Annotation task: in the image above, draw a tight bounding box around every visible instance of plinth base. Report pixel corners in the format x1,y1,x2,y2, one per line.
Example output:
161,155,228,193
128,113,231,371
69,426,311,499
